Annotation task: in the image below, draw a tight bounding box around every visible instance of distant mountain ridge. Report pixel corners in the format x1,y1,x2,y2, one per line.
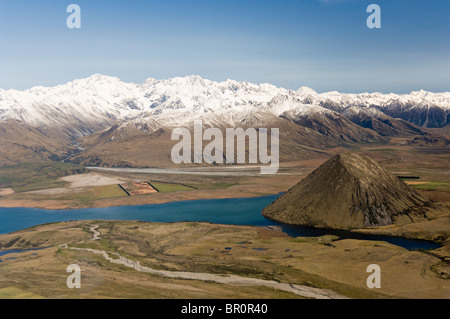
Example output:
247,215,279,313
0,75,448,166
1,74,448,130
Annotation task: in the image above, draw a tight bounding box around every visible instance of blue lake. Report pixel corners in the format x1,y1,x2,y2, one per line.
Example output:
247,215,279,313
0,194,440,251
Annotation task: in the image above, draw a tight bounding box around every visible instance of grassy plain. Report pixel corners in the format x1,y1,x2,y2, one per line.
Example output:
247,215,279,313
0,220,448,299
0,137,448,299
1,137,448,210
0,162,85,193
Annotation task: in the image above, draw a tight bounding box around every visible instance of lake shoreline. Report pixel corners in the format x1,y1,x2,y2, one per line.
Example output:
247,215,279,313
0,191,283,211
4,219,441,252
0,185,290,210
1,220,449,299
0,211,442,252
3,194,444,249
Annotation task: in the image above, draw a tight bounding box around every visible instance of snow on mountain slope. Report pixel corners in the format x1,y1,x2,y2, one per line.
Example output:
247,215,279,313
0,74,448,133
295,88,450,128
0,75,147,129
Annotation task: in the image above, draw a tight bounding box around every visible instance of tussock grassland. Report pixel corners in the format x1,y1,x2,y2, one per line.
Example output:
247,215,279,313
0,220,449,299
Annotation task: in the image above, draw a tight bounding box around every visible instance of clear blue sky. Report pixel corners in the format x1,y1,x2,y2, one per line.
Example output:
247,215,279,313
0,0,449,93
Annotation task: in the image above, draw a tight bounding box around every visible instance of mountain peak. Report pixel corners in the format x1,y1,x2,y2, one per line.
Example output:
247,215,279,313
82,74,122,83
297,86,317,96
262,152,431,230
169,75,207,85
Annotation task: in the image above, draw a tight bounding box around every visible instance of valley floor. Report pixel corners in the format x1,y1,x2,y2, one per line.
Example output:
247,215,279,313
0,140,449,299
0,141,448,210
0,220,449,299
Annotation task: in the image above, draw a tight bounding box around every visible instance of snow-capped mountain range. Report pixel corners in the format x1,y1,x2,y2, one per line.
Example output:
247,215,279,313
0,74,448,167
1,74,449,132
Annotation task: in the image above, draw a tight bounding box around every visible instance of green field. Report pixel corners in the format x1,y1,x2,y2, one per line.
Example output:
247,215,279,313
366,148,397,152
150,182,196,193
56,185,128,203
194,183,235,191
150,181,234,193
0,162,86,192
0,287,44,299
411,182,450,191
